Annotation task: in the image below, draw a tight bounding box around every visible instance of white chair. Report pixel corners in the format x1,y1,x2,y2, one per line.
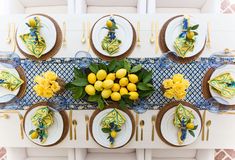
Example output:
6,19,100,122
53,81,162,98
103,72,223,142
145,149,215,160
147,0,220,13
75,0,147,14
1,0,75,14
6,148,75,160
75,148,144,160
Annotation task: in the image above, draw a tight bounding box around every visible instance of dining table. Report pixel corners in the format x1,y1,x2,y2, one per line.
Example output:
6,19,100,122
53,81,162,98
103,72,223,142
0,13,235,149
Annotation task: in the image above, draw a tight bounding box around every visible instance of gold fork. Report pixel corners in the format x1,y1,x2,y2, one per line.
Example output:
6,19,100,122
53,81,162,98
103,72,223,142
11,23,16,53
136,21,141,47
206,22,211,49
85,115,89,141
140,120,144,141
151,115,156,141
62,21,67,46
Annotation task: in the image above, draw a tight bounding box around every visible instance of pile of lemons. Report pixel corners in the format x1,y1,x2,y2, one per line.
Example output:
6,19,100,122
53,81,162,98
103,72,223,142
85,68,139,101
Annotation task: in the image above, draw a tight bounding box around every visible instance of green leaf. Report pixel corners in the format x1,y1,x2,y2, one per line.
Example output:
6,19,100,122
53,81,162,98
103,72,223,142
89,63,99,73
143,71,153,83
29,130,35,135
119,99,126,109
192,125,198,130
72,78,88,86
123,59,131,72
130,64,142,73
98,63,108,72
188,130,195,137
193,31,198,36
102,128,111,133
97,99,105,110
108,60,116,72
191,24,199,30
72,86,84,100
74,68,86,78
88,95,101,102
139,90,155,98
65,82,76,90
137,82,153,91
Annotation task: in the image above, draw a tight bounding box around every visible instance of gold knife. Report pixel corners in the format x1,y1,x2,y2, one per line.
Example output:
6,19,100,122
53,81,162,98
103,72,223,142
136,21,140,47
87,21,91,52
155,21,159,54
69,109,73,140
135,113,139,141
201,110,206,141
206,22,211,48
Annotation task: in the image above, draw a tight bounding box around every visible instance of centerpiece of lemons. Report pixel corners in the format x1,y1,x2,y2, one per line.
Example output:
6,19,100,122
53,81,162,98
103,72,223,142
66,59,155,109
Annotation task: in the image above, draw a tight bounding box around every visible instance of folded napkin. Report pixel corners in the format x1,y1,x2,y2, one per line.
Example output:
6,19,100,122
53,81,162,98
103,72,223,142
101,109,126,129
19,17,46,58
208,73,235,98
0,70,24,91
31,106,54,128
174,104,195,128
101,36,121,55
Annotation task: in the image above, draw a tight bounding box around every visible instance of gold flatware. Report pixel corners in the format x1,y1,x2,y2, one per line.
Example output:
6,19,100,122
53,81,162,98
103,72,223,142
87,21,91,52
155,21,159,53
69,110,73,140
151,115,156,141
72,120,77,140
135,113,139,141
219,111,235,115
11,23,16,53
0,114,9,119
201,110,206,141
136,21,141,47
81,22,86,44
85,115,89,141
140,120,144,141
206,22,211,49
6,23,11,44
150,21,155,44
62,21,67,46
206,120,211,141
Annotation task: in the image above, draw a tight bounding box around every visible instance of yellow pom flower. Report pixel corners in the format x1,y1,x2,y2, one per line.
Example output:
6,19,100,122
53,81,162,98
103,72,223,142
162,79,174,89
50,81,61,93
43,71,57,81
34,75,44,84
172,83,186,93
163,89,174,99
172,74,184,83
182,79,190,89
33,85,44,96
174,90,187,100
42,88,54,98
39,79,50,89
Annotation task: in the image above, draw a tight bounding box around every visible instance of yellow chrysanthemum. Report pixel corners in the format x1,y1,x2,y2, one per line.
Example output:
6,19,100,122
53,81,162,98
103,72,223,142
172,74,184,83
163,89,174,99
42,88,54,98
50,81,61,93
34,75,44,84
182,79,190,89
33,85,44,96
172,82,186,93
43,71,57,81
162,79,174,89
174,90,187,100
38,79,50,89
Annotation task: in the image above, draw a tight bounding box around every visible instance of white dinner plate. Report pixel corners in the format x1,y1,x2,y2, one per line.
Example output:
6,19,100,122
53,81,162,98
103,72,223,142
0,64,21,103
16,15,57,56
91,15,133,57
209,64,235,105
165,16,206,58
24,106,64,146
92,108,132,148
160,105,201,146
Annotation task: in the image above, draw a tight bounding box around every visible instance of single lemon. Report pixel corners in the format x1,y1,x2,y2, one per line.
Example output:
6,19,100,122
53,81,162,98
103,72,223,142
101,89,112,99
94,81,103,91
186,123,195,130
127,83,137,92
29,18,36,27
120,87,128,96
186,31,194,39
116,68,127,79
87,73,96,84
128,74,139,83
111,92,121,101
106,73,116,81
112,83,120,92
85,85,96,95
119,77,129,87
30,131,38,139
96,69,107,81
102,79,114,89
110,130,117,138
106,20,113,28
129,92,139,100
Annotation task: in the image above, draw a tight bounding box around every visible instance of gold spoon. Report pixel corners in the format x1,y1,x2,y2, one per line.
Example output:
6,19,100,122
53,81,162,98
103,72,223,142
6,23,11,44
85,115,89,141
149,22,155,44
72,120,77,140
81,22,86,44
140,120,144,141
206,120,211,141
0,114,9,119
151,116,156,141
